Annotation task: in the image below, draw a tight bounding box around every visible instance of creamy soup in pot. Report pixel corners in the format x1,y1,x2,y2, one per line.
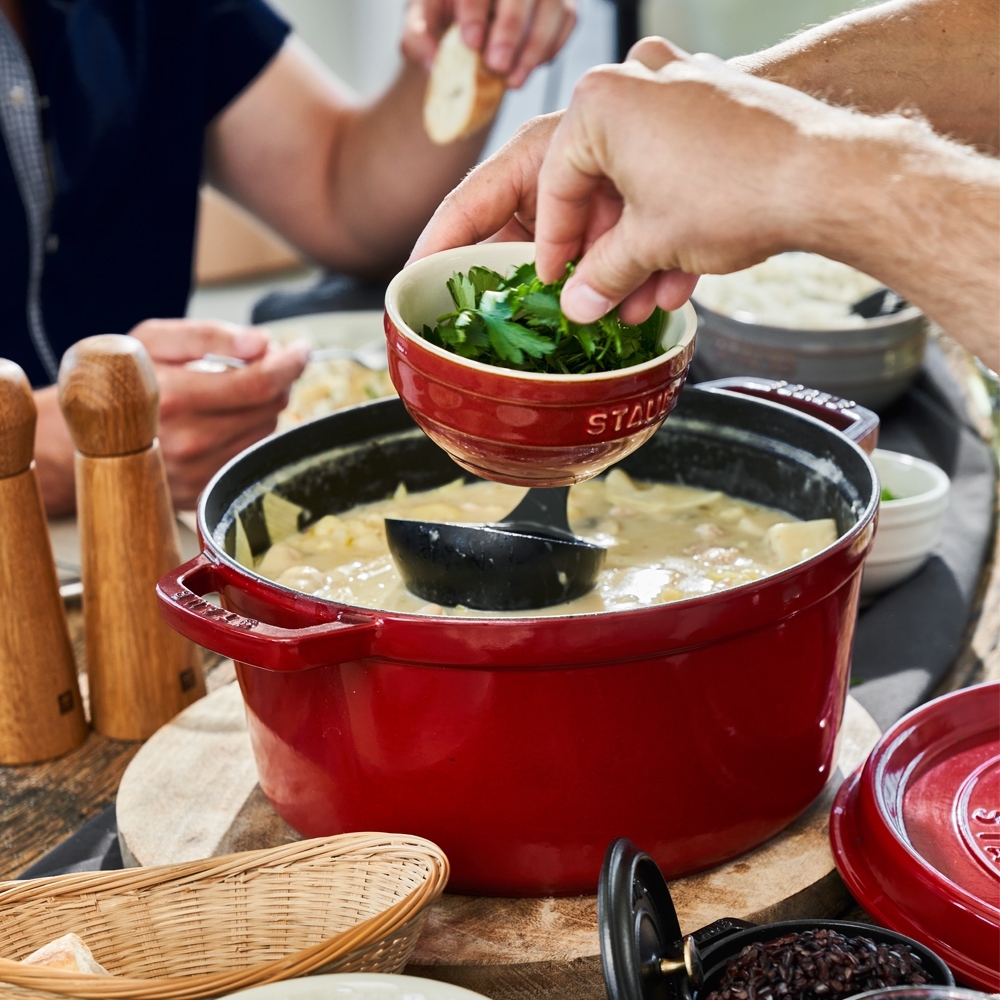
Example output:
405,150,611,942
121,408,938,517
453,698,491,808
256,470,837,617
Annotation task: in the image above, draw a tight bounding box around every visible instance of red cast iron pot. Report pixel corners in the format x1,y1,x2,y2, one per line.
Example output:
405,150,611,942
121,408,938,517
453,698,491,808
158,379,879,896
383,242,697,487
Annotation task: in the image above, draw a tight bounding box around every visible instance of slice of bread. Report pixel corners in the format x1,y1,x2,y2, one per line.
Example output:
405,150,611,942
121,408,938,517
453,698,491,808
20,932,111,975
424,23,505,145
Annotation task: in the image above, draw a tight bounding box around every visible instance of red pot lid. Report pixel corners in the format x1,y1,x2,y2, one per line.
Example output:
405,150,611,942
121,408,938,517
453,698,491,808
831,681,1000,991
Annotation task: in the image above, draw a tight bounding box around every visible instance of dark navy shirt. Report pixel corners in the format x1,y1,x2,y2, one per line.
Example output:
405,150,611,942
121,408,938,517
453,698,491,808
1,0,289,386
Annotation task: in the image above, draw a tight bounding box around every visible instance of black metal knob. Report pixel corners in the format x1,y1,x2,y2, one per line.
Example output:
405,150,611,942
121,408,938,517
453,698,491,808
599,837,704,1000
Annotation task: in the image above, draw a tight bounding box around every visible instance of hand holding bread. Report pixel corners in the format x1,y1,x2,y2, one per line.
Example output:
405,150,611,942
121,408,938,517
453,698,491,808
406,0,577,143
424,23,506,144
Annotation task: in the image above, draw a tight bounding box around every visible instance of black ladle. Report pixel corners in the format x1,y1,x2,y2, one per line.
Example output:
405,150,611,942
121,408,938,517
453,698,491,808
385,486,606,611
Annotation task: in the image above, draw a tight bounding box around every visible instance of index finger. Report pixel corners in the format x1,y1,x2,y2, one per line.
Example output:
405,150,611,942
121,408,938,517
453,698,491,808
483,0,535,75
410,166,526,260
130,319,269,364
158,343,308,415
533,102,604,282
456,0,492,52
410,112,561,260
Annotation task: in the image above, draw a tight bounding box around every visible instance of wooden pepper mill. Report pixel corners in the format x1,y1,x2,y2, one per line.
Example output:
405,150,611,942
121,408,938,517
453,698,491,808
58,335,205,740
0,360,88,763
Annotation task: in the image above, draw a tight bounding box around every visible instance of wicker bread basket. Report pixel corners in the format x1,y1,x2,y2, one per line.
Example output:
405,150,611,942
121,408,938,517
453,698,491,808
0,833,449,999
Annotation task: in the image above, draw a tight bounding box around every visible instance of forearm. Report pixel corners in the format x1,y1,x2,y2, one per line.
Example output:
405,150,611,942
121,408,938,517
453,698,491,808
732,0,999,154
209,44,494,277
326,61,491,274
33,385,76,517
799,117,1000,370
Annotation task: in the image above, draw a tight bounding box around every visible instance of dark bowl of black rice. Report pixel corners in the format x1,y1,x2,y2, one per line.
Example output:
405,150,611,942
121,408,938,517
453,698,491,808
697,920,955,1000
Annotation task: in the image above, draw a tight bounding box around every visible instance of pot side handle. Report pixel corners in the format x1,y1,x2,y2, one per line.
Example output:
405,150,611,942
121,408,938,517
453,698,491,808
157,553,379,672
698,377,879,453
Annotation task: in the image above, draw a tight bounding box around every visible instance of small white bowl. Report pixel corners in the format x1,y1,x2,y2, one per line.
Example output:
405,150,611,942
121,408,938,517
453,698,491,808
861,448,950,596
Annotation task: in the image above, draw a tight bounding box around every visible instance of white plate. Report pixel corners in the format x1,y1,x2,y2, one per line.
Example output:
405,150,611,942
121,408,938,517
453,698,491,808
221,973,492,1000
262,310,385,350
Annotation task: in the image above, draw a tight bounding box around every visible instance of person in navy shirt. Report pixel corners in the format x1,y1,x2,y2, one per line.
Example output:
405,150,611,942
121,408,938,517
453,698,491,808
0,0,575,514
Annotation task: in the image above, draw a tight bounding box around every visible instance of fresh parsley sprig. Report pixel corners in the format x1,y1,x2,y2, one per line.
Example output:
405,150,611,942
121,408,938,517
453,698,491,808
420,262,668,374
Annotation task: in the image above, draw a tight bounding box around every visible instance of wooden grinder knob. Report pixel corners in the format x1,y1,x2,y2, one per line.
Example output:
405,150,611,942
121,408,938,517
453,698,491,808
58,334,159,457
0,359,37,478
0,360,87,763
59,335,205,741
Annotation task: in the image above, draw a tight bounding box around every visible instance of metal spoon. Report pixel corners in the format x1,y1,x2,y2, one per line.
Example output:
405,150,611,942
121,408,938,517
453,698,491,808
385,486,606,612
185,340,388,373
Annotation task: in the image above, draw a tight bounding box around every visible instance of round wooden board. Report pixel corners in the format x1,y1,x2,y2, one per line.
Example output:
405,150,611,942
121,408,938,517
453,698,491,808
118,676,880,1000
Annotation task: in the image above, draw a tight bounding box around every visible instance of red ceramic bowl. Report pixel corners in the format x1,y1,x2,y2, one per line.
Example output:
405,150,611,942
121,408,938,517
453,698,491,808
384,242,697,487
158,382,878,897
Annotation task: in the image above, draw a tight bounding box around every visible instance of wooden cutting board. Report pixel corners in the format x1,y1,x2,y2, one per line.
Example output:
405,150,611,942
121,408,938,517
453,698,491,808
117,676,880,1000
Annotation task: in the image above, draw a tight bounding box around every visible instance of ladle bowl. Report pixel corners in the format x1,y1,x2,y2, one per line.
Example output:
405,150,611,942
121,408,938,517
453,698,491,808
385,486,605,611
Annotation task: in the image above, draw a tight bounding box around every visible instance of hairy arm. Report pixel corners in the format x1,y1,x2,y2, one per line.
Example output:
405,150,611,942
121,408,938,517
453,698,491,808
526,56,999,369
731,0,1000,154
800,117,1000,369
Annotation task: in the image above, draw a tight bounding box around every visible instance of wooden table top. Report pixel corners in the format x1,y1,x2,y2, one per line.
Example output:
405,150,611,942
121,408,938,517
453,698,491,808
2,332,996,896
0,600,233,881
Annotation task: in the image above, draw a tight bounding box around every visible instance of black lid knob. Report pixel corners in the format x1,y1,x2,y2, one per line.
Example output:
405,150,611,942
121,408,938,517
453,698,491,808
598,838,703,1000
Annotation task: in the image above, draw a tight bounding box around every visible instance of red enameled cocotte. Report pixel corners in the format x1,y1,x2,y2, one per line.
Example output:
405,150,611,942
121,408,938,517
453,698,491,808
383,242,698,487
159,379,879,896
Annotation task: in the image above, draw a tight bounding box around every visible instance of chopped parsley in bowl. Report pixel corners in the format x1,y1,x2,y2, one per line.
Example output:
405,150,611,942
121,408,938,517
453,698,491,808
420,262,667,375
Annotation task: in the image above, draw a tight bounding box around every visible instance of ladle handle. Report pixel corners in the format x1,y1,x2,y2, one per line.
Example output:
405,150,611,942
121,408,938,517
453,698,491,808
699,378,879,453
157,553,379,672
499,486,573,534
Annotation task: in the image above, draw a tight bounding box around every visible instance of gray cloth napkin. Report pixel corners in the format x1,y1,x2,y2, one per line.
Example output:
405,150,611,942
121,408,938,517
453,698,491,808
850,341,995,729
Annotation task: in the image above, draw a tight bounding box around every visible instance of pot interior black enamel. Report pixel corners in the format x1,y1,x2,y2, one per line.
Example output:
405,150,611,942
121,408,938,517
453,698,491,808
200,386,876,583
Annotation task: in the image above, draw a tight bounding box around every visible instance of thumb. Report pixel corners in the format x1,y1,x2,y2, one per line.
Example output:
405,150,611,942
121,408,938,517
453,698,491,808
559,216,656,324
401,5,436,70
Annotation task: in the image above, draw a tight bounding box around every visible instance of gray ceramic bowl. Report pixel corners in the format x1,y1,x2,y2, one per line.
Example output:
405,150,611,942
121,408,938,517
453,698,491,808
691,296,928,411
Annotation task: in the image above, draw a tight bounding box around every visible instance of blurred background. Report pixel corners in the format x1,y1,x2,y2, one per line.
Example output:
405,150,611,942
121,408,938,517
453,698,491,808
189,0,876,324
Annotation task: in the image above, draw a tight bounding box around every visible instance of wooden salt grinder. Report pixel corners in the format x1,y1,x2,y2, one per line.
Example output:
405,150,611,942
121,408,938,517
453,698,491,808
0,360,88,762
58,335,205,741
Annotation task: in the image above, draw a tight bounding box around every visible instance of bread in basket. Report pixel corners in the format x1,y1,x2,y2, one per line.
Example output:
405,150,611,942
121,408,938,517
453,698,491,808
0,833,448,999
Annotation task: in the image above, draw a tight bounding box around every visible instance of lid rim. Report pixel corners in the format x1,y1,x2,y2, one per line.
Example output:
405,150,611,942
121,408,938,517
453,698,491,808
833,776,999,990
863,687,1000,918
830,683,1000,996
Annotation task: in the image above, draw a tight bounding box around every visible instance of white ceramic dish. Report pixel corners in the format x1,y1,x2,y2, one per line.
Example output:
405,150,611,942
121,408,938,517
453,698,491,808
261,310,396,430
222,973,491,1000
861,448,950,596
262,309,386,349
